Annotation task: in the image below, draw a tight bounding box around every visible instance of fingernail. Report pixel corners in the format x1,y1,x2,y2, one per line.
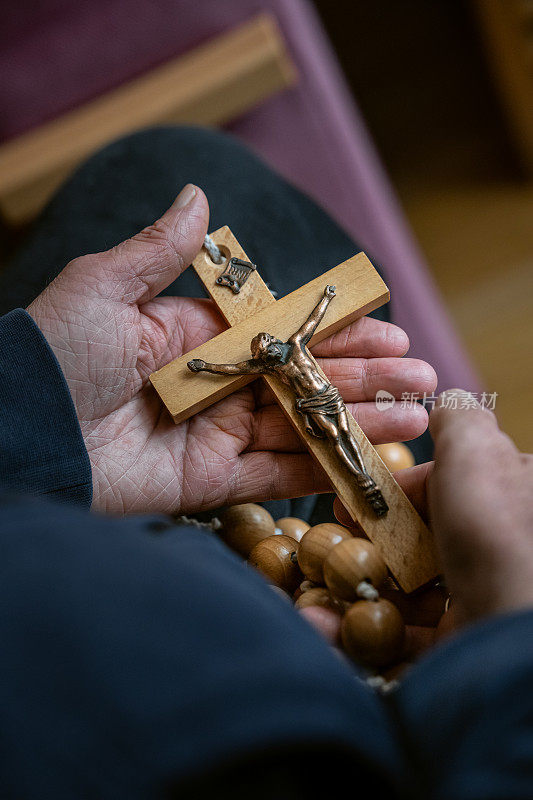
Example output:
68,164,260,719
174,183,197,210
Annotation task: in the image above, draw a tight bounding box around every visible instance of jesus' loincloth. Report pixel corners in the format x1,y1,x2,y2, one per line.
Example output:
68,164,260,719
295,384,345,438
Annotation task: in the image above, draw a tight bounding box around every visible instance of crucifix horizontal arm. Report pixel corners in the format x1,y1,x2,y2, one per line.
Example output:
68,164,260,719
188,357,265,375
151,255,389,424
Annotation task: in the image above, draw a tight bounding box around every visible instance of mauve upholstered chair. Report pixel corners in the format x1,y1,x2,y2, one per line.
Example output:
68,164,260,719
0,0,480,391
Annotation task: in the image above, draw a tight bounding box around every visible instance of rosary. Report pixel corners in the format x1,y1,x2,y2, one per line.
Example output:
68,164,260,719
151,228,449,677
176,500,450,679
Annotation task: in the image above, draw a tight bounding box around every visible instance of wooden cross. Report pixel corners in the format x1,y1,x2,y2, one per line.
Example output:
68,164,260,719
150,227,439,593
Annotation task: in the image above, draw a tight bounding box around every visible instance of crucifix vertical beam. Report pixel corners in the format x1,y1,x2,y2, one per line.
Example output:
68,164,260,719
150,227,439,593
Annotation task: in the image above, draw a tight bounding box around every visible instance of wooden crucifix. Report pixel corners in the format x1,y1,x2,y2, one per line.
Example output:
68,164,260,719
150,227,439,593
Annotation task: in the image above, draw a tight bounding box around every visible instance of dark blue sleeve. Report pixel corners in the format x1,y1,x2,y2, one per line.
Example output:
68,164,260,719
394,611,533,799
0,490,399,798
0,308,92,506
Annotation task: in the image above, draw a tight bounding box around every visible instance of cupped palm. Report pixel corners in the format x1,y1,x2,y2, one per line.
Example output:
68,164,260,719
29,186,437,515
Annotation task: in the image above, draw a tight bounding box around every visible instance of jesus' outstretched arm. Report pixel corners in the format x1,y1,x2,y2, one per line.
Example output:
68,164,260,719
289,285,336,346
187,358,266,376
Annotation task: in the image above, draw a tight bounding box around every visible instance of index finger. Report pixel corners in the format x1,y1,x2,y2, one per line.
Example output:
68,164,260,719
311,316,410,359
429,388,508,467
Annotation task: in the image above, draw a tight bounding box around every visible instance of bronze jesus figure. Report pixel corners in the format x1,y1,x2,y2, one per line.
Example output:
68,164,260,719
188,286,388,516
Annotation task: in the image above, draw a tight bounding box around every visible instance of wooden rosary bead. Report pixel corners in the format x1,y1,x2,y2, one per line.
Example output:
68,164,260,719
341,598,405,668
324,538,388,601
297,523,352,583
275,516,310,542
375,442,415,472
294,587,338,610
219,503,276,557
380,583,447,627
248,535,302,593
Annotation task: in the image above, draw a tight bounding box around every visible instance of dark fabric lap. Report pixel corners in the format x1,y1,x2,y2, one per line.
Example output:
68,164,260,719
0,490,400,798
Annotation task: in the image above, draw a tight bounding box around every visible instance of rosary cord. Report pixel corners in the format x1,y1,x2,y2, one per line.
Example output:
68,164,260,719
174,514,222,531
203,234,278,297
366,674,399,694
203,234,223,264
356,580,380,601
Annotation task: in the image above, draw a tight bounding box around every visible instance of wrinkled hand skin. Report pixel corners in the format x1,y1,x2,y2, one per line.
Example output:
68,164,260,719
426,392,533,622
305,391,533,666
28,185,437,516
336,390,533,627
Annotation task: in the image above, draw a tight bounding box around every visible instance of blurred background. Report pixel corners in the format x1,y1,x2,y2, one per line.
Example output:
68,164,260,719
1,0,531,449
314,0,533,451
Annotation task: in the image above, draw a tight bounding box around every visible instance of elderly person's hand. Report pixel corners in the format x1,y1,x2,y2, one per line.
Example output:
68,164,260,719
29,184,437,515
325,391,533,668
397,391,533,623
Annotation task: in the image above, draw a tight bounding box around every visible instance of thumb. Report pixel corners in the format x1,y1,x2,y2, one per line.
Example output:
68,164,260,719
72,184,209,304
428,388,503,514
429,388,500,465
